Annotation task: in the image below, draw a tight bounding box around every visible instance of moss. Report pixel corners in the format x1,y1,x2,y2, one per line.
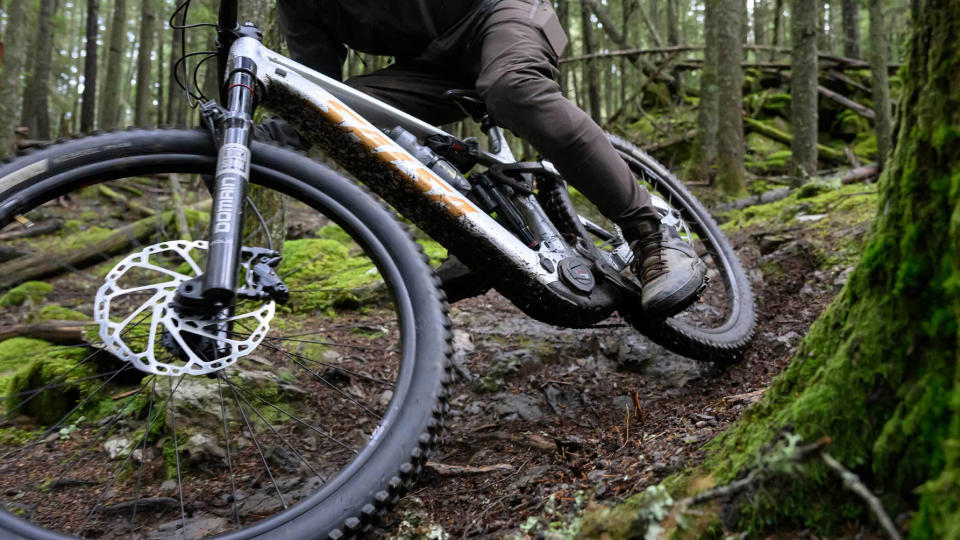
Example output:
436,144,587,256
60,226,113,251
276,238,386,314
833,109,872,138
5,341,95,425
63,220,83,234
721,182,876,231
33,304,89,322
79,210,100,221
853,133,878,160
0,281,53,306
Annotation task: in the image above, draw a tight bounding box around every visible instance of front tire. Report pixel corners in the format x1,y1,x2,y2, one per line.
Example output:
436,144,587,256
0,129,450,539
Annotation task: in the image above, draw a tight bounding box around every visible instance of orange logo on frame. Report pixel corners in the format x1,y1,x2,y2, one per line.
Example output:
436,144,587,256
324,101,478,217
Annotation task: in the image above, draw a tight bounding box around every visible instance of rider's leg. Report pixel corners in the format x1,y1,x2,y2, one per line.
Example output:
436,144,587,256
344,62,472,125
471,0,706,315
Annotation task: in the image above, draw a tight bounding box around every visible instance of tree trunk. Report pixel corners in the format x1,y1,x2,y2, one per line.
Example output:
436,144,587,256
699,2,960,535
686,0,718,182
167,4,187,127
714,0,747,197
80,0,100,133
29,0,58,141
0,0,30,158
753,0,766,46
666,0,682,97
156,16,165,126
19,4,38,139
790,0,819,183
770,0,784,61
134,0,157,126
867,0,892,168
557,0,570,98
840,0,860,59
100,0,127,129
580,3,601,123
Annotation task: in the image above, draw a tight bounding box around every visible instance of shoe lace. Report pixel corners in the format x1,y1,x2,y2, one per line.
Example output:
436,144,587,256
631,229,669,285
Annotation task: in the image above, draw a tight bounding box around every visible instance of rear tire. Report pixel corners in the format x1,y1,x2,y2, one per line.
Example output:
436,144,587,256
606,133,756,363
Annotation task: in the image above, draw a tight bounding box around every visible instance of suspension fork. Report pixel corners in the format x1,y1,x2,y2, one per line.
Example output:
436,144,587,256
203,55,258,307
174,53,257,313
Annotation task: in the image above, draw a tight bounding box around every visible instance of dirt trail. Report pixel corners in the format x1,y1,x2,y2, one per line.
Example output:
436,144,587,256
389,227,842,538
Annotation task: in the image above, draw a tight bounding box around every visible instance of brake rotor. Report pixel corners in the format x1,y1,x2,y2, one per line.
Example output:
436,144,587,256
93,240,274,376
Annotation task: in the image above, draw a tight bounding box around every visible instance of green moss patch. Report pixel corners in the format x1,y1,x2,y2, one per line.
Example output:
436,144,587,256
5,340,95,425
0,281,53,306
277,238,385,314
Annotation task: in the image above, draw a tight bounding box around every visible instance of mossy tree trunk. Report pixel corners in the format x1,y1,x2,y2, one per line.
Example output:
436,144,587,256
702,2,960,536
134,0,156,127
714,0,748,198
99,0,127,129
790,0,819,184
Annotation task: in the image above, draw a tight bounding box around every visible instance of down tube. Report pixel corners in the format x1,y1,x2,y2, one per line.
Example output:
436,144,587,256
231,38,616,324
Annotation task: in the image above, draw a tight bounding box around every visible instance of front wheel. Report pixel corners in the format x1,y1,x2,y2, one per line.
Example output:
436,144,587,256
0,129,450,539
607,133,756,363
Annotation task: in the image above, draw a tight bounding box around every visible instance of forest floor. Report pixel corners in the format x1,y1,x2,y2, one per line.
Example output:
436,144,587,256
388,180,879,539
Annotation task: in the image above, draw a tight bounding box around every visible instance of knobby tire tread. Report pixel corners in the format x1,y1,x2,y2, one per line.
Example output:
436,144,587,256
0,128,453,540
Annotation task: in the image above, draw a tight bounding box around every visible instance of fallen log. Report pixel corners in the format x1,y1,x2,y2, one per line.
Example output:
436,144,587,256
642,129,697,153
98,185,155,217
743,118,848,165
840,163,880,184
0,220,62,241
818,85,875,119
0,320,89,344
0,199,209,290
712,187,793,213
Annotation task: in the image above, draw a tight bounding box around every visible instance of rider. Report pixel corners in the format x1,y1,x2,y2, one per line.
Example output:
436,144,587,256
275,0,707,317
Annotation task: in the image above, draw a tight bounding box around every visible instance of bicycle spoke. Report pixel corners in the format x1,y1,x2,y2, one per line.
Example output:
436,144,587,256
226,378,287,512
217,375,241,529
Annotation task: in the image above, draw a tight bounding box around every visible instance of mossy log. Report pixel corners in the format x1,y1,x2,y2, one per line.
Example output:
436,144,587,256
0,200,210,290
0,320,88,344
817,84,875,119
686,3,960,537
744,117,848,164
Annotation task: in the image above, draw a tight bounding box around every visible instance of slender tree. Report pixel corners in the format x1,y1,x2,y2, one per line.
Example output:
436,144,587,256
167,3,188,127
580,3,601,123
868,0,892,167
80,0,100,133
687,1,718,182
714,0,747,197
0,0,30,157
770,0,784,61
791,0,819,183
100,0,127,128
134,0,157,126
27,0,58,140
840,0,860,59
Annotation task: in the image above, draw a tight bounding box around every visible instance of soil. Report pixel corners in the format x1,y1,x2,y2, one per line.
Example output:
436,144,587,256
386,226,842,538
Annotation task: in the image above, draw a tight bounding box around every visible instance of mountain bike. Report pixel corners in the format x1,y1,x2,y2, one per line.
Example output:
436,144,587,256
0,1,754,538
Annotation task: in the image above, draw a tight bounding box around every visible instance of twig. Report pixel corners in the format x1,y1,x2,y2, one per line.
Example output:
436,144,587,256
426,462,514,476
681,437,831,507
820,452,902,540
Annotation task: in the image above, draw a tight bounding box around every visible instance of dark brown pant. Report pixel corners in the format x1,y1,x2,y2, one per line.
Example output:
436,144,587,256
281,0,660,238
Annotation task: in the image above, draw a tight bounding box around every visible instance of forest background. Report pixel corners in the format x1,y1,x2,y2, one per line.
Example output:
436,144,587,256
0,0,907,197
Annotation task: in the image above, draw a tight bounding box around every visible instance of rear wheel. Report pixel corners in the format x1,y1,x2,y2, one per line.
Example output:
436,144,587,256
0,129,450,539
543,133,755,363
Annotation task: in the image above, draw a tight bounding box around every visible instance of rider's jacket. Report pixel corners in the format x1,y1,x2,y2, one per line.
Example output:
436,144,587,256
278,0,494,75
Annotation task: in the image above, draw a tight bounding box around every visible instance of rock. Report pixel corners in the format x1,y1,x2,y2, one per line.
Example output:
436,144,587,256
493,393,543,422
148,515,230,539
833,266,854,287
683,435,699,444
182,432,226,466
103,437,133,460
795,213,828,222
160,479,177,492
695,420,708,428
